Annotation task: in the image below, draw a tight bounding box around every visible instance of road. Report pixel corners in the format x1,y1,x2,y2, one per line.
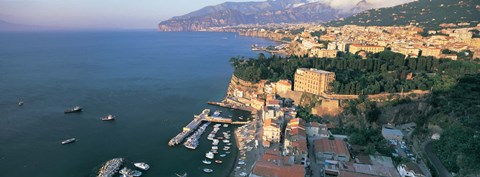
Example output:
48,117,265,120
424,141,453,177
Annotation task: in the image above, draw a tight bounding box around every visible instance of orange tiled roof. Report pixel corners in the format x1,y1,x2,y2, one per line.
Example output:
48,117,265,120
314,138,349,155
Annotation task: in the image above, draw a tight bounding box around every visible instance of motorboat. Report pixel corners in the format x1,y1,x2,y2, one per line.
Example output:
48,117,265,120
220,154,226,157
64,106,82,113
101,114,115,121
202,159,212,164
215,160,222,164
203,168,213,173
134,162,150,170
61,138,76,145
205,152,214,159
119,167,142,176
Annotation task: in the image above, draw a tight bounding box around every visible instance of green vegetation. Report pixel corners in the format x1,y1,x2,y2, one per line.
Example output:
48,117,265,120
327,0,480,29
428,74,480,175
229,50,480,95
331,126,392,156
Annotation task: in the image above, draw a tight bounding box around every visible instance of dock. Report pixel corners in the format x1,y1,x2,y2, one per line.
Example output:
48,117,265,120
168,109,249,146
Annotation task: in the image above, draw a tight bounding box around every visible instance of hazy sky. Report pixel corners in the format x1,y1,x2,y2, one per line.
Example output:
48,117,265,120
0,0,261,29
0,0,414,29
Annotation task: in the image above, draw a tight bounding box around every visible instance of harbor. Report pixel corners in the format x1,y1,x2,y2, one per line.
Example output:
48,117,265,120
168,109,249,147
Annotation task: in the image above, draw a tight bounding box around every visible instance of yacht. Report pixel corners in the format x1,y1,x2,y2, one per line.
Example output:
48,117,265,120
202,159,212,165
64,106,82,113
61,138,76,145
119,167,142,177
101,114,115,121
203,168,213,173
134,162,150,170
205,152,214,159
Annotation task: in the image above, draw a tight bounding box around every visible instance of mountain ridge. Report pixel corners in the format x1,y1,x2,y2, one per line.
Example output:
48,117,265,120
158,0,373,31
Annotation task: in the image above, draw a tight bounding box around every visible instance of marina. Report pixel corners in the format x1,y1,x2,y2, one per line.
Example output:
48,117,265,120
184,122,210,149
168,109,248,147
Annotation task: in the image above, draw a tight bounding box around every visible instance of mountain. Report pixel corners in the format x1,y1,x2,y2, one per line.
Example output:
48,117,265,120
327,0,480,29
158,0,376,31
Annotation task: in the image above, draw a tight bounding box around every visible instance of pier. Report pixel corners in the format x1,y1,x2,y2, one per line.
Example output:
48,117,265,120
168,109,249,146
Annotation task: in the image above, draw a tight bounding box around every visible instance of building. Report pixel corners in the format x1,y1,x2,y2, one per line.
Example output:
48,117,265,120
306,122,329,137
284,118,308,164
251,150,305,177
314,138,350,162
263,118,281,145
294,68,335,95
275,80,292,94
397,162,425,177
382,126,404,141
420,47,442,58
309,48,338,58
349,44,385,54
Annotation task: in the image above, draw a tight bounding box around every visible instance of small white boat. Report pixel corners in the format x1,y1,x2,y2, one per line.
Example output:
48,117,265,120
226,151,231,154
202,159,212,164
223,139,230,143
223,124,228,128
212,146,218,150
134,162,150,170
220,154,226,157
215,160,223,164
206,152,214,159
61,138,76,145
203,168,213,173
101,114,115,121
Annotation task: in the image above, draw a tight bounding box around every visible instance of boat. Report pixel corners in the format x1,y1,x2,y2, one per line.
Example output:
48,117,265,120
64,106,82,113
239,116,243,120
119,167,142,176
134,162,150,170
18,100,24,106
61,138,76,145
225,151,231,154
223,147,230,151
202,159,212,164
175,172,187,177
101,114,115,121
220,154,226,157
215,160,223,164
223,124,228,128
205,152,214,159
203,168,213,173
213,110,222,117
223,140,230,143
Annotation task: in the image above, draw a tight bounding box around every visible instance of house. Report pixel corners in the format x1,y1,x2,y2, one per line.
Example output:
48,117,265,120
306,122,329,137
251,149,305,177
397,162,425,177
284,118,308,164
314,138,350,162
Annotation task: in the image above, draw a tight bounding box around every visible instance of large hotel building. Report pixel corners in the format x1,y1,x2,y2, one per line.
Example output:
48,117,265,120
294,68,335,95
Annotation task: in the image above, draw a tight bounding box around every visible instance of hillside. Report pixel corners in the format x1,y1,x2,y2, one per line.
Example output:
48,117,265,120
158,0,394,31
327,0,480,29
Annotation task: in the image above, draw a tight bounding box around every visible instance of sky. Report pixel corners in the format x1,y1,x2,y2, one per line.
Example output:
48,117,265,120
0,0,261,29
0,0,415,29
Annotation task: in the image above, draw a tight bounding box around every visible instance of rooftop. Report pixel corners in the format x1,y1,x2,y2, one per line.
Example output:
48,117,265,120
314,138,349,155
296,68,333,74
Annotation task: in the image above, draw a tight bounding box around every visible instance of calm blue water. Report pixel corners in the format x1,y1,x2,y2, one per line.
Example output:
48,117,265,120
0,31,275,177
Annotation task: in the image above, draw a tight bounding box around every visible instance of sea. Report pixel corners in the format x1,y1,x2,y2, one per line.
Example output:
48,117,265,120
0,31,276,177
